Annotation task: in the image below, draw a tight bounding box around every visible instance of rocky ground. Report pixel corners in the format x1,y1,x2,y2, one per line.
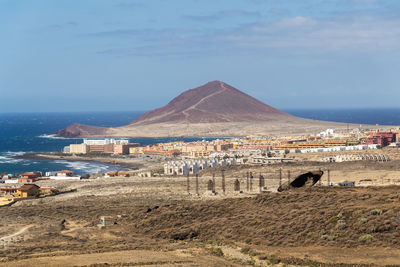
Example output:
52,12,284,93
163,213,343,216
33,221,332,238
2,149,400,266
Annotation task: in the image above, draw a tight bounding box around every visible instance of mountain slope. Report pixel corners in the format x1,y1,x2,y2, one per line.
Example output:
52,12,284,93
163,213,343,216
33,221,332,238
56,81,352,138
131,80,290,124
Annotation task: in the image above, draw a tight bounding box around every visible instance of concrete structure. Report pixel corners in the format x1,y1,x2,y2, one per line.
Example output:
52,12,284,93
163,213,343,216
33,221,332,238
83,138,129,145
299,144,379,154
321,154,390,163
19,172,41,183
70,144,88,154
48,170,81,180
68,140,138,155
164,158,237,175
361,132,397,147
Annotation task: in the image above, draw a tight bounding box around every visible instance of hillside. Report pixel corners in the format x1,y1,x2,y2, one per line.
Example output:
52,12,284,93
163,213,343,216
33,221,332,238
56,81,352,138
131,80,291,124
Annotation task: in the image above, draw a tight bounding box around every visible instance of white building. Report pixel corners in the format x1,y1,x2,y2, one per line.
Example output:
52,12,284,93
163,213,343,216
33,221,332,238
83,138,129,145
164,158,236,175
318,129,335,138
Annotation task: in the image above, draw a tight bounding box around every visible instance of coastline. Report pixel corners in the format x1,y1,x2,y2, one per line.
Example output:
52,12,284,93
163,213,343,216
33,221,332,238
13,153,155,172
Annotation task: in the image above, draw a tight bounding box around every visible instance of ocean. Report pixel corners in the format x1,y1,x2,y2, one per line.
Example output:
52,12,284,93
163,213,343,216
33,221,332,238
0,111,215,175
1,109,399,175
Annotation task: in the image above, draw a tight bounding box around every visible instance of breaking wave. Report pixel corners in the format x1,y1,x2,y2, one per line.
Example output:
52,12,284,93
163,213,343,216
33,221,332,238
38,134,79,140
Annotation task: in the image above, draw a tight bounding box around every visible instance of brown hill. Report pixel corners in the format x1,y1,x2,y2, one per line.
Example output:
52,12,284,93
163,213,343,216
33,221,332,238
131,80,291,124
56,81,357,138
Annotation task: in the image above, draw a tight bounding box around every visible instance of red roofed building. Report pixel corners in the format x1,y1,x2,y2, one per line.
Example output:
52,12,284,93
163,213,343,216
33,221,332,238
361,132,397,147
19,172,41,183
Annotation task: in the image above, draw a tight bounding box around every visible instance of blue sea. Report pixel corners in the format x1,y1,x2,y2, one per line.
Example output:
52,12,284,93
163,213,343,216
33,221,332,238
0,111,215,175
0,109,399,175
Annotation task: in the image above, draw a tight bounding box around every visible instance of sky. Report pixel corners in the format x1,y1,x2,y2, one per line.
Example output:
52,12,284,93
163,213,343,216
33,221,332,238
1,0,400,112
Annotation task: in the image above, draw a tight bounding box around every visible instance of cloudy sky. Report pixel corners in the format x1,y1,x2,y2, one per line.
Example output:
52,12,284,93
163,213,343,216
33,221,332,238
1,0,400,112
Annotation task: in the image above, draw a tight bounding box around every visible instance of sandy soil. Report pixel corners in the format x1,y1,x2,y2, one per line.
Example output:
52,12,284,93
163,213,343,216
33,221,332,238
104,120,387,138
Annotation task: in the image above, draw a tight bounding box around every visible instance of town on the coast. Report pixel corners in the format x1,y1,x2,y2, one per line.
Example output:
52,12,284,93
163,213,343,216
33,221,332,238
1,127,398,191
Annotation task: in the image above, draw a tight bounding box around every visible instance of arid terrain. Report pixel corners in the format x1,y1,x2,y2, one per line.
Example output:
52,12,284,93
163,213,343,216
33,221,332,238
2,149,400,266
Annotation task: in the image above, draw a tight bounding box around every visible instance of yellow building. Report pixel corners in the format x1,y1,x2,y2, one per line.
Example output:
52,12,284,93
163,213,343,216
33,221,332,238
129,146,145,154
14,184,40,198
70,144,88,154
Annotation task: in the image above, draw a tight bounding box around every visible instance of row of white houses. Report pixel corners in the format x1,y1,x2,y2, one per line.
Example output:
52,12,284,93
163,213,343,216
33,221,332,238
300,144,380,154
321,154,391,163
164,158,237,175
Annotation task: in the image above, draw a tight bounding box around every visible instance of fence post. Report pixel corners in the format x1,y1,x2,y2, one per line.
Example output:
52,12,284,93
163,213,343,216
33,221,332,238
259,174,265,192
212,173,216,192
195,174,199,195
287,170,291,186
246,172,249,191
186,173,190,194
328,169,331,186
222,170,226,194
279,169,282,188
319,168,322,186
250,172,253,192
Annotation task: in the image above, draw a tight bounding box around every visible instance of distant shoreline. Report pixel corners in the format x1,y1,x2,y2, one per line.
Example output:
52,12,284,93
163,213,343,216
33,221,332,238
13,153,144,171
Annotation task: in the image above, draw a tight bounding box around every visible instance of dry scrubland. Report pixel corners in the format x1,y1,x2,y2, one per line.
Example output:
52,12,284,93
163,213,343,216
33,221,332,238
2,150,400,266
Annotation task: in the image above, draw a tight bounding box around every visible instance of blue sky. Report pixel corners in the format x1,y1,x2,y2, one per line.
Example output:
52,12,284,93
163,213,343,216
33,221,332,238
1,0,400,112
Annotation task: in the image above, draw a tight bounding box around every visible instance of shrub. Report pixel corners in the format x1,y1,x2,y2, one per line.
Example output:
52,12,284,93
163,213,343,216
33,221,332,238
250,219,261,225
268,255,280,265
359,234,373,242
306,232,315,238
240,247,251,254
370,209,383,215
321,234,336,241
210,247,224,257
360,217,368,223
353,209,363,215
335,220,347,230
328,213,343,224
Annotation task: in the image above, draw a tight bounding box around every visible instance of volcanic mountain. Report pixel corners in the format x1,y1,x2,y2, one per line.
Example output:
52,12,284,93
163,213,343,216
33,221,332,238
131,81,291,124
57,81,349,138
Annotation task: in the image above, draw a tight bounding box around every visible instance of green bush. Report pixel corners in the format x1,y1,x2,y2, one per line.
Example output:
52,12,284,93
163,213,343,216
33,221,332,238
359,234,373,242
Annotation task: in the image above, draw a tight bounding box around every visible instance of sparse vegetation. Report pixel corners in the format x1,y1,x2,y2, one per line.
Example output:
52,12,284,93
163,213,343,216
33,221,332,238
370,209,383,215
209,247,224,257
335,219,347,230
353,209,363,215
359,234,373,242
